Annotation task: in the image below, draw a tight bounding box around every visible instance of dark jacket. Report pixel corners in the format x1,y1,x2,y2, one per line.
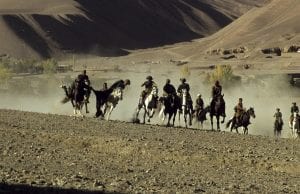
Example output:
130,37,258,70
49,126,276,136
142,80,155,90
163,83,176,95
177,83,190,93
291,105,299,114
212,85,222,98
77,74,90,85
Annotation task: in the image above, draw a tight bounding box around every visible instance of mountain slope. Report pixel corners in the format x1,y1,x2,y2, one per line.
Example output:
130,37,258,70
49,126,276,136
0,0,266,59
172,0,300,60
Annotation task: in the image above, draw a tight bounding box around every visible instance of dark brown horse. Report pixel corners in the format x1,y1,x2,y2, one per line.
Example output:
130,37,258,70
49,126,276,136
226,107,256,134
194,106,210,129
209,95,226,130
60,82,88,116
159,94,181,127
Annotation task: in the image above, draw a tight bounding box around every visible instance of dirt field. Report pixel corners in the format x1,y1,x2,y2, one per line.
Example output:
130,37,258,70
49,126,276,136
0,109,299,193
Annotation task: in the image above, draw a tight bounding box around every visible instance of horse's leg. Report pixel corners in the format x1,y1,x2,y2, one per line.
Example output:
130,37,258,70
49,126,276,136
178,111,181,127
142,108,147,124
85,101,89,114
216,115,220,131
167,113,172,127
236,126,239,134
183,109,187,128
172,111,177,126
210,115,214,130
106,106,114,121
159,106,165,122
189,111,192,126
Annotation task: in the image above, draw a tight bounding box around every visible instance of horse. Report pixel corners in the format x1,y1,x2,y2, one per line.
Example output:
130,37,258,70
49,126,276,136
226,107,256,134
91,85,121,118
194,106,210,129
178,89,193,128
158,94,181,127
209,95,226,130
60,82,89,116
289,112,300,139
135,86,159,124
72,80,87,116
60,84,75,107
274,117,283,138
102,87,123,120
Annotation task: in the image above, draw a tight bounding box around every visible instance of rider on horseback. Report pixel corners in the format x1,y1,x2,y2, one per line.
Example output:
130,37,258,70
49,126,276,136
211,80,225,116
291,102,299,114
75,70,91,103
290,102,299,124
101,82,108,91
163,79,176,97
234,98,245,125
274,108,283,135
195,94,206,120
274,108,283,122
140,76,157,106
212,80,222,99
177,78,193,112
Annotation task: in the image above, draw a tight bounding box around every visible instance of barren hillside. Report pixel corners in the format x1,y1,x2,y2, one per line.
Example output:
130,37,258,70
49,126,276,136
0,0,266,59
170,0,300,61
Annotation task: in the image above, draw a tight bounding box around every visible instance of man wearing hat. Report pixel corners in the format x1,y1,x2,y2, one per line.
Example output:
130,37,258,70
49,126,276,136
140,75,157,103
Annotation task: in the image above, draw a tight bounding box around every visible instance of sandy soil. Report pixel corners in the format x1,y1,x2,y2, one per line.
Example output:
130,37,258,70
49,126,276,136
0,109,299,193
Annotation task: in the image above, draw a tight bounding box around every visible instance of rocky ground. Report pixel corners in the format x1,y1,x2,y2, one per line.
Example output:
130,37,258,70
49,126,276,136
0,109,299,193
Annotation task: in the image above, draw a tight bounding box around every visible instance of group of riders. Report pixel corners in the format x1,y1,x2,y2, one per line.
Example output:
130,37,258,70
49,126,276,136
64,70,300,137
67,70,249,127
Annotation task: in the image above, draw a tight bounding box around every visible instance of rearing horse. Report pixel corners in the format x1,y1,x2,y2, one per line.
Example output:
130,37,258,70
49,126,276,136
136,86,159,124
72,80,86,116
60,81,88,116
102,87,123,121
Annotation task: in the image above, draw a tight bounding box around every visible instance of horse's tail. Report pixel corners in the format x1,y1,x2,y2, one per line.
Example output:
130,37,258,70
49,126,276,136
226,119,232,129
61,97,70,104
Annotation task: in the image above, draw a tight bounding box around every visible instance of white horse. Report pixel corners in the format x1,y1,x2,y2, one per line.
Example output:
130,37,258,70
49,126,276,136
135,86,158,124
103,87,123,120
178,89,193,128
289,112,300,139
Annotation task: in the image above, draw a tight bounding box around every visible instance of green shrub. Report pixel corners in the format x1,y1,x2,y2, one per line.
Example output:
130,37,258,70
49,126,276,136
0,64,12,84
41,59,58,74
180,64,191,78
204,65,240,87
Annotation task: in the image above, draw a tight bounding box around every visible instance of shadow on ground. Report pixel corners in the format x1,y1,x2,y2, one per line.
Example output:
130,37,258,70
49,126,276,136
0,183,122,194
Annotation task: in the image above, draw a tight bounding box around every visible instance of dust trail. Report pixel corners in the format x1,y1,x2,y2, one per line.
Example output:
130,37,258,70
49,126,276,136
0,72,298,138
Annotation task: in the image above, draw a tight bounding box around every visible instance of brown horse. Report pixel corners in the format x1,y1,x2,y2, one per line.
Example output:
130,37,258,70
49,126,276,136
209,95,226,130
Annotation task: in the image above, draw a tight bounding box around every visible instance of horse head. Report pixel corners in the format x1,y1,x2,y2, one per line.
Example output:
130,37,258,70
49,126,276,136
181,88,187,97
151,86,158,97
248,107,256,118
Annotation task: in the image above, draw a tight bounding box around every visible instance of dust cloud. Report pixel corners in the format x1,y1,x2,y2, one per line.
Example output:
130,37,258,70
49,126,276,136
0,71,298,138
